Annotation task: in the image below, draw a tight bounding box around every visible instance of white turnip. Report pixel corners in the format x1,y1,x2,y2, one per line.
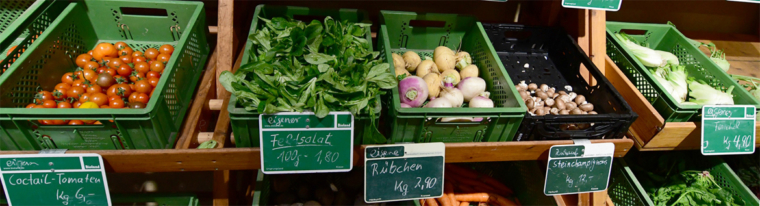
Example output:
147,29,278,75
439,87,464,107
455,51,472,70
395,67,410,77
457,77,487,102
400,103,412,108
440,69,461,85
423,98,452,108
416,60,438,77
398,76,429,107
403,51,421,72
469,92,494,108
434,46,456,72
460,65,479,79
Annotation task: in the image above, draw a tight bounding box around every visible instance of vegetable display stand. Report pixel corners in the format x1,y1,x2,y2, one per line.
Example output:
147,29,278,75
606,21,760,122
228,4,384,147
722,153,760,199
608,151,759,206
483,24,636,141
0,0,210,150
603,53,760,150
379,11,526,143
0,193,200,205
0,0,69,76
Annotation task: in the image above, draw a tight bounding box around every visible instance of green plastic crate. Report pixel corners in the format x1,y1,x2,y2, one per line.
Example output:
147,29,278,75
606,22,760,122
0,0,69,77
608,154,760,206
378,11,526,143
228,4,384,147
0,0,210,150
0,194,199,206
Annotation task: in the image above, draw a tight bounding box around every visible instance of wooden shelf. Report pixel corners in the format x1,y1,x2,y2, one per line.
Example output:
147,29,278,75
0,139,633,172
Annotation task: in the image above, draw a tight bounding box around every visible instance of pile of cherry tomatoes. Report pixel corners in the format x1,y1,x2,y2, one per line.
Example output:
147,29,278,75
26,42,174,125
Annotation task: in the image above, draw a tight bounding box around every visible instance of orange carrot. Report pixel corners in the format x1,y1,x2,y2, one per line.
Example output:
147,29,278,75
427,198,439,206
446,165,479,179
456,184,478,193
420,199,427,206
488,193,518,206
445,181,459,206
453,177,498,193
437,194,453,206
480,175,514,195
477,203,488,206
459,202,470,206
454,193,490,202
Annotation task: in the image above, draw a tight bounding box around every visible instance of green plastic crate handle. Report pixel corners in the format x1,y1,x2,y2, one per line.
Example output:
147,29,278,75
119,7,169,17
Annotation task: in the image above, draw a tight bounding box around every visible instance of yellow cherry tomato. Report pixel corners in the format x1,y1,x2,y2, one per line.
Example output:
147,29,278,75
79,102,99,109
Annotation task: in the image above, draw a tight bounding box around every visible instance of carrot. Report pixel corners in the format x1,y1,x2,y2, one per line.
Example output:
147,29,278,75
477,203,488,206
445,181,459,206
488,193,518,206
453,177,498,193
459,202,470,206
454,193,490,202
420,199,427,206
455,184,478,193
480,175,514,195
446,165,479,179
427,198,439,206
437,194,453,206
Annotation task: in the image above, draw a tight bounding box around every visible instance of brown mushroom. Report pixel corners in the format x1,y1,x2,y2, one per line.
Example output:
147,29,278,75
519,91,531,101
536,90,549,100
528,83,538,91
557,94,571,103
566,102,578,111
555,99,566,110
539,84,549,92
575,95,586,105
588,111,598,115
579,103,594,111
536,107,547,116
559,110,570,115
570,108,583,114
550,108,559,115
526,98,536,110
545,98,555,107
558,91,567,95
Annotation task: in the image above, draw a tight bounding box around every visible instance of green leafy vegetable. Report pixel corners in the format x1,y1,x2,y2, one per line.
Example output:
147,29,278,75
219,15,396,143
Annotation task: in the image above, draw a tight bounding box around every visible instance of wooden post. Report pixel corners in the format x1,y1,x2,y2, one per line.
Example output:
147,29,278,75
589,10,606,75
216,0,234,99
213,170,230,206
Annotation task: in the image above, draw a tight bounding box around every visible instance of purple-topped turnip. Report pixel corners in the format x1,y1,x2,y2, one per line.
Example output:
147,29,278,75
398,76,429,107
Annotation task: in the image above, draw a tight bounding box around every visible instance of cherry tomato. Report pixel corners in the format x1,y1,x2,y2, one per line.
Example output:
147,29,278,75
134,80,152,93
87,85,102,94
76,69,97,82
156,54,170,64
89,92,108,106
99,57,112,67
53,88,67,100
114,42,128,50
61,72,75,84
144,48,159,60
150,61,165,73
72,79,84,88
105,68,117,77
147,77,160,87
26,103,37,108
68,120,84,125
146,71,160,79
159,44,174,55
128,84,135,91
76,54,93,68
35,91,54,104
129,102,146,109
130,72,146,82
119,55,132,64
50,120,67,125
38,120,52,125
57,101,72,108
93,43,117,60
133,56,147,64
109,98,125,108
6,45,17,56
136,92,149,104
128,92,140,103
117,64,133,77
85,61,100,71
55,83,71,90
66,86,85,99
96,67,106,74
87,50,93,56
107,84,132,98
119,47,133,57
73,102,82,108
109,95,121,103
79,93,91,103
33,105,46,109
134,62,150,73
132,51,144,58
100,105,110,108
108,58,124,69
42,100,57,108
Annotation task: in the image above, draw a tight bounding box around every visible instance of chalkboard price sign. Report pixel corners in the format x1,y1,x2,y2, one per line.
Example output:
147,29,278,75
364,143,445,203
562,0,622,11
260,112,354,174
0,154,111,206
701,105,756,155
544,143,614,195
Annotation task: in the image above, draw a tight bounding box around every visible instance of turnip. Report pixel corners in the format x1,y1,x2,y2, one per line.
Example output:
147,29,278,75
460,65,479,79
440,69,461,85
423,98,452,108
398,76,429,107
455,51,472,70
439,87,464,107
416,60,438,77
457,77,487,102
469,92,494,108
434,46,456,72
423,73,441,99
395,67,410,77
403,51,421,72
392,53,405,72
400,103,412,108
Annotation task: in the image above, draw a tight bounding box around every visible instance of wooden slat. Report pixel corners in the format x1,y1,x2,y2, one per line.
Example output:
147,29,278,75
555,194,578,206
176,50,218,149
589,10,606,75
213,170,230,206
606,195,614,206
216,0,234,99
210,46,245,148
578,193,591,206
592,191,607,206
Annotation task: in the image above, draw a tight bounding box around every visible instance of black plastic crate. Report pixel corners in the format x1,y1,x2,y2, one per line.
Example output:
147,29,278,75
483,24,637,141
